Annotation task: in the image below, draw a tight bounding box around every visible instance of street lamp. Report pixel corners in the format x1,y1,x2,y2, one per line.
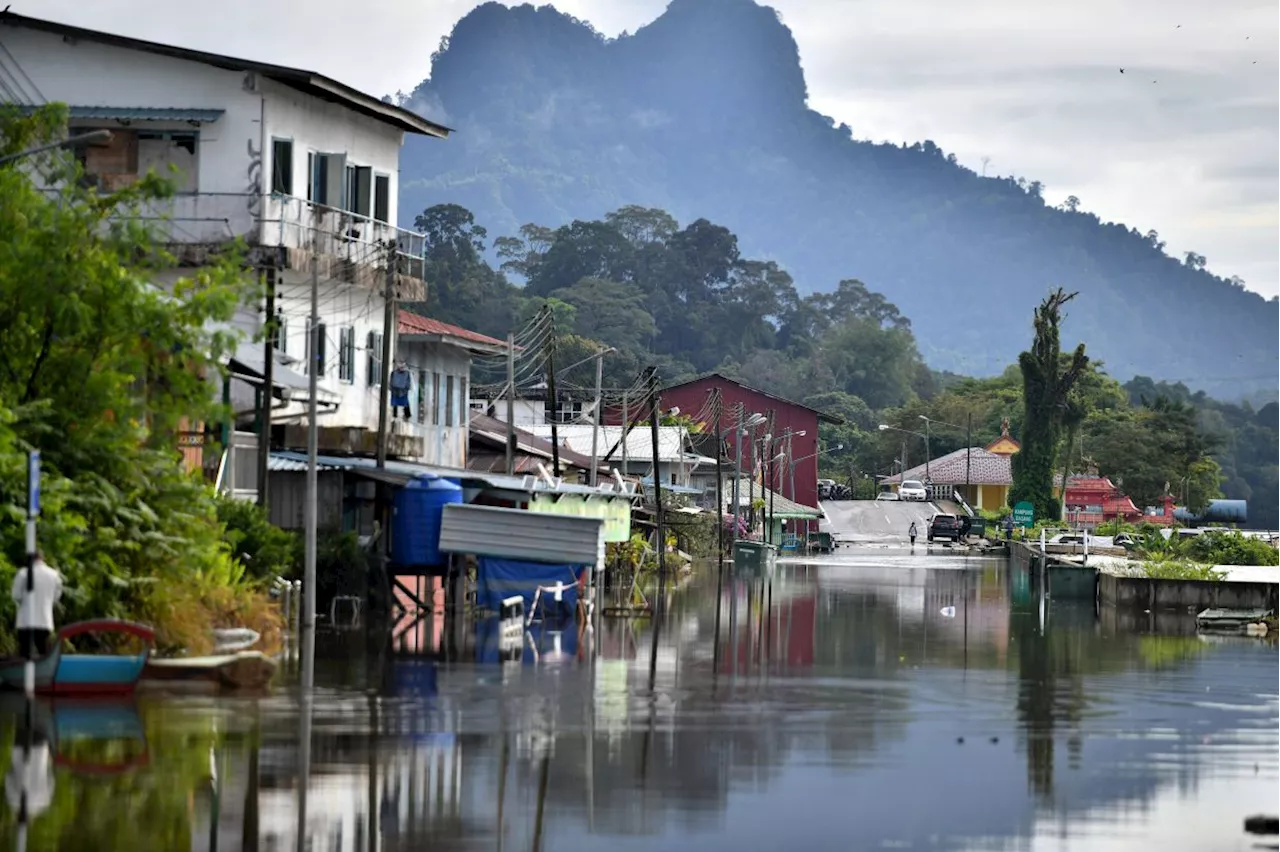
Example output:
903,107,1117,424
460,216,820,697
0,129,113,167
919,413,973,503
878,423,927,480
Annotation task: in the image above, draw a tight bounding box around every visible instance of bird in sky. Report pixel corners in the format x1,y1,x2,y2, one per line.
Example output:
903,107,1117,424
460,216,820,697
1119,68,1125,73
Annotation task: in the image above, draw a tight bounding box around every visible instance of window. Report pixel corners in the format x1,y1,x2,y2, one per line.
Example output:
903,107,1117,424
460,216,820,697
417,370,428,424
271,138,293,195
445,376,456,427
374,174,390,222
459,377,469,426
76,128,198,192
350,166,372,217
367,331,383,386
338,327,355,383
273,310,287,355
305,321,327,377
308,152,345,206
432,373,442,426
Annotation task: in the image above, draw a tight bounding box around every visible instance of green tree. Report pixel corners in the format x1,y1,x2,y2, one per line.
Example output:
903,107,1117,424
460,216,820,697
1009,289,1089,520
0,104,276,652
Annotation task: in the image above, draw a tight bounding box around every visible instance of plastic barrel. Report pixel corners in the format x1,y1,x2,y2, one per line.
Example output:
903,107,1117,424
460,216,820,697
391,476,464,567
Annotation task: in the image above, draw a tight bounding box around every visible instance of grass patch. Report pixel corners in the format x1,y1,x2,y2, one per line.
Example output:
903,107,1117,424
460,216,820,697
1141,559,1226,582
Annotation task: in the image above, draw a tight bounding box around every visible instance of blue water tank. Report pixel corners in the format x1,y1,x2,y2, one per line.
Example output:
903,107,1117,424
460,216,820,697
1173,499,1248,525
392,476,464,567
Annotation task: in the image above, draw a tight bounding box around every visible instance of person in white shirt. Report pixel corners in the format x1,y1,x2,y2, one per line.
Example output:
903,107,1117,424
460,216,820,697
11,551,62,658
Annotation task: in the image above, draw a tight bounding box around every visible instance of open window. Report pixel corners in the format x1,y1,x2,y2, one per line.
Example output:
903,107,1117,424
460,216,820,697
75,128,198,192
338,326,355,383
374,174,390,222
367,331,383,386
271,138,293,195
307,152,346,207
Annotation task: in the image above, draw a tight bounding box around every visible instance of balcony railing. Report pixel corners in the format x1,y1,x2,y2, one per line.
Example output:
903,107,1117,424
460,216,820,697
67,189,428,281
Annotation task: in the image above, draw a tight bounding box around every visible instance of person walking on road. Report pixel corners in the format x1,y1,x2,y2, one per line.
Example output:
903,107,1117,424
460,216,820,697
908,521,918,546
12,550,62,659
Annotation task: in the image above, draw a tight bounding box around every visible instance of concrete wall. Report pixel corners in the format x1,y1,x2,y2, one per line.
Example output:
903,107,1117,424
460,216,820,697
1098,572,1279,612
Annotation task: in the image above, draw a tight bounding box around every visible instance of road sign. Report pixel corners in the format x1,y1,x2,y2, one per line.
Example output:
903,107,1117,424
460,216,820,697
1012,500,1034,528
27,450,40,518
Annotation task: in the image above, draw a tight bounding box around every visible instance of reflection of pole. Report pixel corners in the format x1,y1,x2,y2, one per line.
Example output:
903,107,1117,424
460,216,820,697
243,719,261,852
294,688,313,852
367,692,379,852
496,735,509,852
531,750,552,852
712,398,725,677
646,370,666,693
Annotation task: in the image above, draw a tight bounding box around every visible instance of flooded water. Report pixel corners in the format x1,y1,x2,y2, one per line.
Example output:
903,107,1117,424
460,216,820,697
2,551,1276,851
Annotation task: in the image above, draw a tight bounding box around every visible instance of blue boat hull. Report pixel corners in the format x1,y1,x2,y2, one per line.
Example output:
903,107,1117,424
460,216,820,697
0,619,154,696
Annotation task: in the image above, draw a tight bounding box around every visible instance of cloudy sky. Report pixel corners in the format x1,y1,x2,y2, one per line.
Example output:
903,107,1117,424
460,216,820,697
17,0,1279,297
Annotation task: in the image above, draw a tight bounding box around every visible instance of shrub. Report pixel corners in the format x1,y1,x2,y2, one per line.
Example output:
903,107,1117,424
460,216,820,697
216,494,297,579
1183,531,1279,567
1141,558,1226,582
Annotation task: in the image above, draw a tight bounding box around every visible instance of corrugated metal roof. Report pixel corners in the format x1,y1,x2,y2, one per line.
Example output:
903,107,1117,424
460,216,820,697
269,451,632,498
66,106,225,122
1,13,451,138
439,503,603,565
527,424,711,465
720,477,822,519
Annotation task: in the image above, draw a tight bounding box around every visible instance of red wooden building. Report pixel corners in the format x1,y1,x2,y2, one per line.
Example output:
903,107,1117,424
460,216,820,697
650,373,839,512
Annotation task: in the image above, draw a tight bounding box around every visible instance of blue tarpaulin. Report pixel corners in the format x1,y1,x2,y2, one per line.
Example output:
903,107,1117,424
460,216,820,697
476,557,583,614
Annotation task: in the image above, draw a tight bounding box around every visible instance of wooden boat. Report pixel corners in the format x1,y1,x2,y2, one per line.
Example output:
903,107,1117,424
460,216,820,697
140,650,277,694
0,619,154,696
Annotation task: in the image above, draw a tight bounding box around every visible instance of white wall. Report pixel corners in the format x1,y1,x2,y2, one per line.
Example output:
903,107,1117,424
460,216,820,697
261,78,402,224
395,340,471,468
4,25,406,242
4,27,261,198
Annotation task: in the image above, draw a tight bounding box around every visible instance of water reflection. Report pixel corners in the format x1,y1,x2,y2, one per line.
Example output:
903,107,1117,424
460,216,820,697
0,553,1275,851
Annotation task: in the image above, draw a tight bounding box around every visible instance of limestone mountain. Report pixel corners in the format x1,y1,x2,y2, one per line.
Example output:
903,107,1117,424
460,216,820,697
395,0,1278,399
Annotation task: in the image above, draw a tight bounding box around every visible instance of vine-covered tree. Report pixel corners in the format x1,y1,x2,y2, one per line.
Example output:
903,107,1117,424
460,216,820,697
1009,289,1089,520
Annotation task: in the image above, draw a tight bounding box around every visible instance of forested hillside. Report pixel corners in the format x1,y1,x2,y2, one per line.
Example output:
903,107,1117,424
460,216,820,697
393,0,1278,400
407,200,1277,528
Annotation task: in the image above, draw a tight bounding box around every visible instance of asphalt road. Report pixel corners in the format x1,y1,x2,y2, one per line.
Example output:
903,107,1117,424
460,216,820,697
821,499,939,546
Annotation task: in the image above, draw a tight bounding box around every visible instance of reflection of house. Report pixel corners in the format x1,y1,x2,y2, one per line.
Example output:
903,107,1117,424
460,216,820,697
884,420,1023,510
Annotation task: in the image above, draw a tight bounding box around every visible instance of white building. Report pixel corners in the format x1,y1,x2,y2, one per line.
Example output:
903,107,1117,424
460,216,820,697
525,424,714,488
0,13,494,496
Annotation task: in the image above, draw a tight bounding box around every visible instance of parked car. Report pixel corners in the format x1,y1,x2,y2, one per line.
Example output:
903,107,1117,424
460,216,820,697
899,480,927,501
929,513,962,542
875,490,900,501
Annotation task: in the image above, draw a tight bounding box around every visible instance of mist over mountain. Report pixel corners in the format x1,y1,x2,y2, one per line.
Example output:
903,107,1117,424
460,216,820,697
395,0,1278,399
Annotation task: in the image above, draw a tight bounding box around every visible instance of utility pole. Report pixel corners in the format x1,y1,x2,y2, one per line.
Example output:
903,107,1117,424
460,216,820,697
589,350,605,487
965,411,972,501
302,254,319,693
505,333,516,475
646,370,667,689
620,392,629,477
257,265,276,507
544,307,560,477
923,418,931,483
731,407,744,541
375,243,396,469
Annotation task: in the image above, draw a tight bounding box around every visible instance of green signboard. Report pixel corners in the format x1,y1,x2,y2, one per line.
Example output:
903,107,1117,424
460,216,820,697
529,494,632,543
1012,500,1035,528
